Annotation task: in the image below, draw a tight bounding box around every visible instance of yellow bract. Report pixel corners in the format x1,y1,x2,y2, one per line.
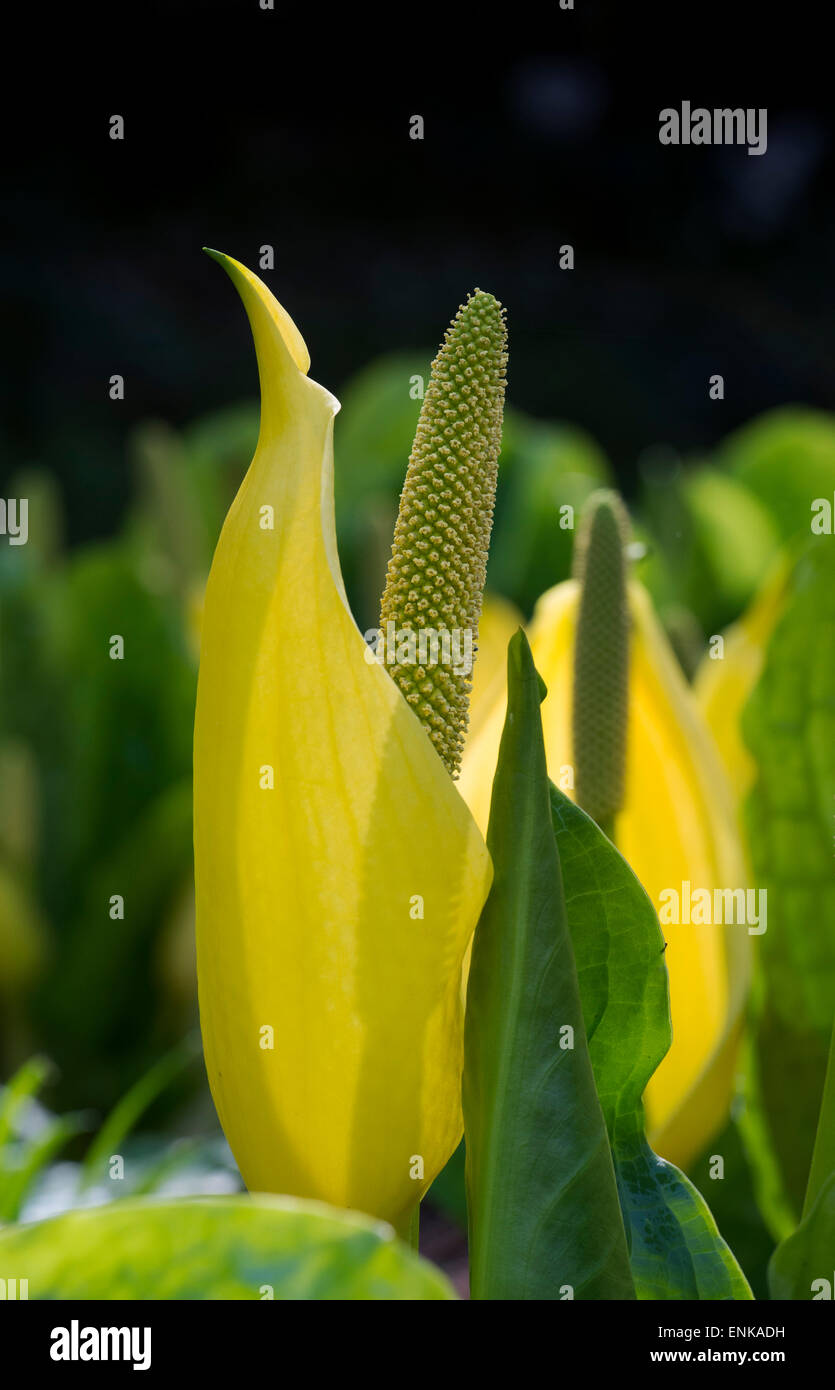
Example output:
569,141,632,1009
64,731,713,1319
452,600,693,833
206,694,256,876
467,592,523,740
693,558,790,802
460,578,750,1168
194,254,491,1233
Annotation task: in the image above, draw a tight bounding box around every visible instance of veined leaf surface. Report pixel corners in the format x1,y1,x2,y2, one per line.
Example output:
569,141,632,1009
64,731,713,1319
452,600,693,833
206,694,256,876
550,787,753,1300
741,539,835,1227
463,632,635,1300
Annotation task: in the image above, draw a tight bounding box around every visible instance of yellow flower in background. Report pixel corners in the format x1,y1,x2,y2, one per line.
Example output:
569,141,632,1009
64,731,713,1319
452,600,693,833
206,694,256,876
460,557,750,1169
194,254,501,1234
467,592,523,740
693,557,790,803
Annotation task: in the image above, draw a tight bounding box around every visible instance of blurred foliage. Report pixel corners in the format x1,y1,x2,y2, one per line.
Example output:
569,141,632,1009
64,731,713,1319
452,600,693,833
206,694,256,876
716,408,835,542
0,1043,238,1226
1,347,835,1299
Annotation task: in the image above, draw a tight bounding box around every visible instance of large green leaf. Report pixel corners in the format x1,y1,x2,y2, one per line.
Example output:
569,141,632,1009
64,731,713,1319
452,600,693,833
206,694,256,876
550,787,753,1300
740,539,835,1226
0,1196,455,1300
463,631,635,1300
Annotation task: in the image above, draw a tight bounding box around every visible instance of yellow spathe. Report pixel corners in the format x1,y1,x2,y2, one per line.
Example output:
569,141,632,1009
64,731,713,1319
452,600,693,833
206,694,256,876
693,558,790,803
194,254,492,1232
459,578,750,1168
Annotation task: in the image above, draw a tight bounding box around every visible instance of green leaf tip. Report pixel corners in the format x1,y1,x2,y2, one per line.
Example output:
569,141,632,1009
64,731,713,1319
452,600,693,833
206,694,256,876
507,628,547,701
379,289,508,777
571,489,631,832
463,625,635,1300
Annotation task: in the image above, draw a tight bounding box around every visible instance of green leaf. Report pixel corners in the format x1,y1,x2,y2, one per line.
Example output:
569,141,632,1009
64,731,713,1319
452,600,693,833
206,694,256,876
550,787,753,1300
740,538,835,1224
767,1014,835,1298
768,1174,835,1301
683,469,780,621
769,1018,835,1296
0,1112,88,1223
463,631,635,1301
488,415,611,613
0,1058,88,1222
639,461,778,633
0,1056,52,1153
0,1195,455,1299
717,407,835,542
804,1020,835,1220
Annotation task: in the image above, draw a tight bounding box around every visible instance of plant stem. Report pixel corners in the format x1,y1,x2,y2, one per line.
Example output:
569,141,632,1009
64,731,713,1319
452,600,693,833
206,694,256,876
407,1203,420,1253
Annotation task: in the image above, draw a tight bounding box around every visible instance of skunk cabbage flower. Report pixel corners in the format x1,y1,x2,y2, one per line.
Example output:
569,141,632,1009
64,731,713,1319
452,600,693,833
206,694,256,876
459,501,749,1168
194,255,504,1234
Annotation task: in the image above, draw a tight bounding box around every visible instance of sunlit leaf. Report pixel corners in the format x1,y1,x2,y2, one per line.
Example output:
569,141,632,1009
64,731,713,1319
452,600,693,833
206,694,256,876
463,632,635,1300
0,1196,455,1299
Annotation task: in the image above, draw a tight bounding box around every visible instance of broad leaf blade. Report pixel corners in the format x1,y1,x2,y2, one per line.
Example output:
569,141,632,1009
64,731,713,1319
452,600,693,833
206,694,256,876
804,1020,835,1220
0,1196,455,1300
463,631,635,1300
740,539,835,1225
550,787,752,1300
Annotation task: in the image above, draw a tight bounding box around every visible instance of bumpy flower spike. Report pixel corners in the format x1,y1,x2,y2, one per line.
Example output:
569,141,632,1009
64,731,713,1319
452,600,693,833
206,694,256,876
571,489,631,837
379,291,507,777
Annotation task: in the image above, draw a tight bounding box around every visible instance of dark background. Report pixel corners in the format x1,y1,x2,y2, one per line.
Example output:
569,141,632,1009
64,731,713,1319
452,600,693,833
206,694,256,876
2,2,833,543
